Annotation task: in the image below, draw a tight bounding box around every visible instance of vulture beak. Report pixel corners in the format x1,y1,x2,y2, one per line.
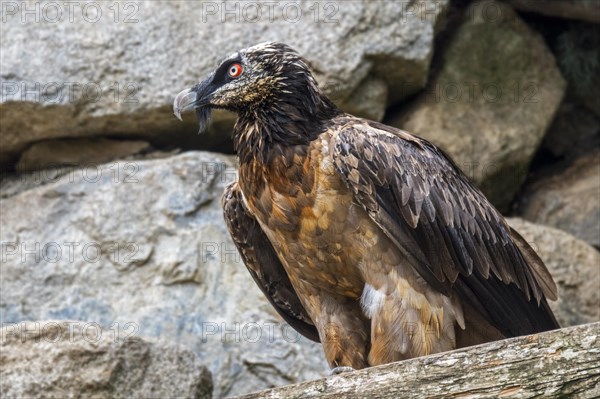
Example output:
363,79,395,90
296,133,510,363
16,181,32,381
173,74,215,133
173,88,198,121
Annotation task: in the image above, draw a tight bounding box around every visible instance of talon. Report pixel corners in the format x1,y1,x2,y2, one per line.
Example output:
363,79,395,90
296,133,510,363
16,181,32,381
329,366,356,375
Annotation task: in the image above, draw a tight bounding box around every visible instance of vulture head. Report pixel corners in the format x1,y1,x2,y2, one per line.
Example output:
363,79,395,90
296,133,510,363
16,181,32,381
173,42,338,138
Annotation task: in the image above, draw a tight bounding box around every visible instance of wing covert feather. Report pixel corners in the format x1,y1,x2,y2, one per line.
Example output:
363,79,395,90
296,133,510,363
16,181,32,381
331,118,558,336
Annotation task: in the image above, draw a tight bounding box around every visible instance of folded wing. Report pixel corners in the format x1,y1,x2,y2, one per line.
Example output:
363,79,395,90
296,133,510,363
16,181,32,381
222,182,320,342
332,118,559,337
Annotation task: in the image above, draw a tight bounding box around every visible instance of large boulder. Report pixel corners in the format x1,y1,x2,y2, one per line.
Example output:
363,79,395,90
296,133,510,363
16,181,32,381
0,0,449,168
0,152,326,398
387,0,566,211
0,321,212,399
516,151,600,248
507,218,600,327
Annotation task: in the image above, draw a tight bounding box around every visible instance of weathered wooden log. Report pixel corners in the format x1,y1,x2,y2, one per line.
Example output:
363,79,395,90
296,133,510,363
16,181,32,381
233,322,600,399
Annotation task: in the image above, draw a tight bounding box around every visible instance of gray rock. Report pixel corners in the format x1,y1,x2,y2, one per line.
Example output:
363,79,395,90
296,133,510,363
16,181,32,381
507,218,600,327
386,0,566,211
16,137,150,172
0,320,212,399
0,0,449,167
0,152,326,398
508,0,600,23
516,151,600,248
554,22,600,118
338,77,388,122
542,103,600,159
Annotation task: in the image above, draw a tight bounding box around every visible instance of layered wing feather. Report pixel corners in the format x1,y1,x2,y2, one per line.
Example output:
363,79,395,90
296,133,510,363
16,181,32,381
222,182,320,342
331,118,559,337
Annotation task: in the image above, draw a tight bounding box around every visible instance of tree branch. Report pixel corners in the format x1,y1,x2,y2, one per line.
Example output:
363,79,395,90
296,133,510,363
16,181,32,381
233,322,600,399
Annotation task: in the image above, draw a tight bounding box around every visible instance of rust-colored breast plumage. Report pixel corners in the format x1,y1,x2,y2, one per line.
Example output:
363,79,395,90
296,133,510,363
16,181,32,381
222,181,319,342
240,134,363,297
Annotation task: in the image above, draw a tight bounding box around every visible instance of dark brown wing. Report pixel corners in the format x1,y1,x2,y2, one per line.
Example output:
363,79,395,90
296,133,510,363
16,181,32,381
332,117,559,337
222,181,320,342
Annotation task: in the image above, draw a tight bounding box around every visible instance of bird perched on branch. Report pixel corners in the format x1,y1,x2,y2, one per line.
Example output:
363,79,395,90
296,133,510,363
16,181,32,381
174,42,559,372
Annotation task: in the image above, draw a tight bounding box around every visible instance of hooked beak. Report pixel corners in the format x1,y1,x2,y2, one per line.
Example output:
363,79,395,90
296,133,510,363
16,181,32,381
173,74,215,133
173,88,198,121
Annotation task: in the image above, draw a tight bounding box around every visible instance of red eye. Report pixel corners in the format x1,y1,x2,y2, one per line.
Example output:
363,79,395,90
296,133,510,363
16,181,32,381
228,63,243,78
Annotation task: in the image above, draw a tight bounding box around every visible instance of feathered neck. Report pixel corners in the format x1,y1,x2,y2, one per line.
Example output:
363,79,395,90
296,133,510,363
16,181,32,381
232,85,340,165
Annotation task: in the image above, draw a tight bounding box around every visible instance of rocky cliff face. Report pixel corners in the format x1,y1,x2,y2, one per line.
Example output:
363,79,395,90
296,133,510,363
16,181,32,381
1,1,598,398
0,0,449,167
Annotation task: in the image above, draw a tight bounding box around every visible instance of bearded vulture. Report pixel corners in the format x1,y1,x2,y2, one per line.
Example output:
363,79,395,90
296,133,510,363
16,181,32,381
173,42,559,372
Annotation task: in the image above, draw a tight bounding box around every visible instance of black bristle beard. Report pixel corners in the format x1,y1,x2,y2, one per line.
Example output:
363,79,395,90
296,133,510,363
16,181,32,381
196,107,212,134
